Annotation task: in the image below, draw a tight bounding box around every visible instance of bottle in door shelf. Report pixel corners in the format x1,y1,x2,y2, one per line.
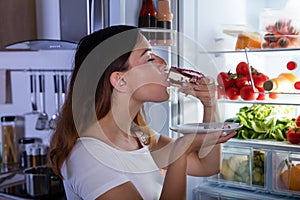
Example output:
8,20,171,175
157,0,173,45
138,0,157,42
263,73,299,93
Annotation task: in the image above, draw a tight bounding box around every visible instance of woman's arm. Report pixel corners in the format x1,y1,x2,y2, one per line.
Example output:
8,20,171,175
150,130,235,199
153,131,235,177
182,77,225,176
153,77,236,177
193,102,222,176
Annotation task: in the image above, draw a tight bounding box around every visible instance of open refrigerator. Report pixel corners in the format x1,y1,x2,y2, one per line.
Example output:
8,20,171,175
176,0,300,199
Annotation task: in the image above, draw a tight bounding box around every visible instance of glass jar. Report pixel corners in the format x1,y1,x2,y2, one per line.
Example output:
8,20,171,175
18,137,35,168
39,144,48,166
31,145,40,167
1,116,24,165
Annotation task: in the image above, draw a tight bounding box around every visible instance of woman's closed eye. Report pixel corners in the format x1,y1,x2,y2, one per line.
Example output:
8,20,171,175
147,58,155,62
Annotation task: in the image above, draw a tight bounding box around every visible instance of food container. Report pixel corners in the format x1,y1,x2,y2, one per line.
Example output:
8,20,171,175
235,32,261,50
260,9,300,49
272,151,300,196
1,116,25,165
18,137,35,168
23,166,64,197
208,146,266,190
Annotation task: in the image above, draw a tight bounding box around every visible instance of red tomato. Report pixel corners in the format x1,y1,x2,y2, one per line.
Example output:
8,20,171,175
235,76,250,88
217,85,225,99
287,127,300,144
252,73,269,88
256,87,266,100
217,72,235,88
269,93,279,99
296,115,300,127
236,62,249,76
294,81,300,90
240,85,258,101
225,87,239,100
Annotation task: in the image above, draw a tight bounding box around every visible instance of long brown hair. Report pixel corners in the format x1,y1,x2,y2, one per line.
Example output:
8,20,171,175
49,25,155,178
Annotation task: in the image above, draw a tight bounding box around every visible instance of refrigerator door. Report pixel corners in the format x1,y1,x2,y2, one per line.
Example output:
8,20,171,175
59,0,110,43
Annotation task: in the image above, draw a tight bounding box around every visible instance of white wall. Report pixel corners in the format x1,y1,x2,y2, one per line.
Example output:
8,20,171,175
0,50,75,145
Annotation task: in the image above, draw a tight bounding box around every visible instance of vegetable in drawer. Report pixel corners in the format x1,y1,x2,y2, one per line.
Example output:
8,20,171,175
280,164,300,191
227,104,296,141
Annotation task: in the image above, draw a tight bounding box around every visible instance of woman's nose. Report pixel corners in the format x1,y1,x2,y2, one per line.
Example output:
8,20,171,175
152,54,167,65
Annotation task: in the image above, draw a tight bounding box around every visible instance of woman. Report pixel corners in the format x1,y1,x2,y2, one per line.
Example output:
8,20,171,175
49,25,236,200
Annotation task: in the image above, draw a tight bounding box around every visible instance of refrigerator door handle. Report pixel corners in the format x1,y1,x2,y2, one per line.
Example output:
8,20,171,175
87,0,109,35
91,0,95,33
101,0,110,28
86,0,92,35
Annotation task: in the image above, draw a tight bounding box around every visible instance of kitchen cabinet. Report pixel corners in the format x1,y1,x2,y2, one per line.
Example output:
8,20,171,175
0,0,37,50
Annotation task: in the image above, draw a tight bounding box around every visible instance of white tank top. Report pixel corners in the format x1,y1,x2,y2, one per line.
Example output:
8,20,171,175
61,137,164,200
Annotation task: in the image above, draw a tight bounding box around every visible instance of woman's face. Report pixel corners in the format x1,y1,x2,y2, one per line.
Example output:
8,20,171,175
124,34,170,103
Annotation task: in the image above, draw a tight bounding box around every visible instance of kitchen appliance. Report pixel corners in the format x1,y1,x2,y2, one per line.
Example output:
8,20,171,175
5,0,110,50
59,0,110,43
5,39,77,50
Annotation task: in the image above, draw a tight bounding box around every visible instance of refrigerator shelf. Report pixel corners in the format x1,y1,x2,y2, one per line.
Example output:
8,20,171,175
218,98,300,106
199,47,300,55
226,138,300,152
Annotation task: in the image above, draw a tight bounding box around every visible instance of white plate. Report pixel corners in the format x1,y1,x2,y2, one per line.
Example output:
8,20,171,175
170,122,242,134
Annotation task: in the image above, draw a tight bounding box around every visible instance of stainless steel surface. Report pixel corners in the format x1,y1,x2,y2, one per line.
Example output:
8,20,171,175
29,74,38,113
60,0,109,43
5,40,77,50
35,75,49,130
49,74,60,130
24,167,50,197
61,75,68,105
23,166,63,197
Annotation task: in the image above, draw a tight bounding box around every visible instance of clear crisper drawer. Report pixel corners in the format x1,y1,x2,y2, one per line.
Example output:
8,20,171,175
272,151,300,197
208,145,267,190
193,183,295,200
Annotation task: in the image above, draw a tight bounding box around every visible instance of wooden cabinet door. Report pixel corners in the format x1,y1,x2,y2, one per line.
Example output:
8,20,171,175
0,0,37,50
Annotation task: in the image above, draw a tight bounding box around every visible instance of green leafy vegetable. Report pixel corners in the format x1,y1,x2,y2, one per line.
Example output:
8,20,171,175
229,104,296,141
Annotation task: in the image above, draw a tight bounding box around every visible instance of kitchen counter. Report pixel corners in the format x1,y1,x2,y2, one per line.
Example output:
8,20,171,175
0,183,66,200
